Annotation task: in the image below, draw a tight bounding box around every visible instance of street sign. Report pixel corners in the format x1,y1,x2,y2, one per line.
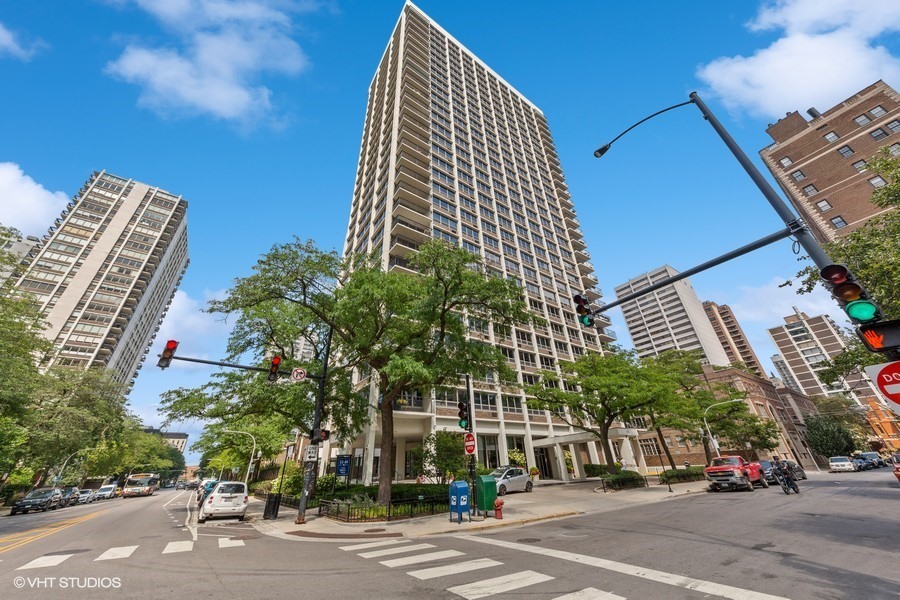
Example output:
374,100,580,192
290,368,307,382
864,360,900,416
464,432,476,455
336,455,351,477
304,444,319,462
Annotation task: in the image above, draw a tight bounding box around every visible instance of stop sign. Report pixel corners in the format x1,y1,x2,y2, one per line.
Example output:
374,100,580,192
867,360,900,416
464,432,476,455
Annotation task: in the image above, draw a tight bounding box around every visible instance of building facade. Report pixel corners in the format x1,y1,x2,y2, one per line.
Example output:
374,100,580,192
703,301,765,376
759,80,898,243
333,2,628,483
615,265,730,366
14,171,189,388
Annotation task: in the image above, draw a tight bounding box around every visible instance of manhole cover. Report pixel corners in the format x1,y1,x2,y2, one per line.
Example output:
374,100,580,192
365,528,386,533
516,538,541,544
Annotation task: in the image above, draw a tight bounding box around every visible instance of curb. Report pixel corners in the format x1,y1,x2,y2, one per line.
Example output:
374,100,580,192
426,511,582,535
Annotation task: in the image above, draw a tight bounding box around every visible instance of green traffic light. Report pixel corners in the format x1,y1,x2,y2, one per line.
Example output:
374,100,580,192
458,419,468,429
846,300,879,322
578,314,594,327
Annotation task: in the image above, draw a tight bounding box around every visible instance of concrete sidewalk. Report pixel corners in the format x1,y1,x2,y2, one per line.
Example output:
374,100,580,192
248,478,706,542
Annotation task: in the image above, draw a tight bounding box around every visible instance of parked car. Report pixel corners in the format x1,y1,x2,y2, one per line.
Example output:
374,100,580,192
829,456,855,472
78,489,96,504
858,452,886,468
94,485,117,500
784,460,808,480
10,487,63,514
197,481,248,523
758,460,777,484
490,466,533,495
175,481,186,490
704,456,768,492
852,457,870,471
186,481,199,490
197,480,219,506
60,487,81,507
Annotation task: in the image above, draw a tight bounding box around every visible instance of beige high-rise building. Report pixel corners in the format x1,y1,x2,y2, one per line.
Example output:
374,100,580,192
615,265,730,366
14,170,189,388
759,80,898,243
703,301,765,376
334,2,632,484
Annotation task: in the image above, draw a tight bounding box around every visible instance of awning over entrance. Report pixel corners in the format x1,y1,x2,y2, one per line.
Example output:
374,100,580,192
531,428,639,447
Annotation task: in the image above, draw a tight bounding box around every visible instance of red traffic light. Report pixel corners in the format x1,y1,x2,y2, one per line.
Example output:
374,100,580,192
268,356,282,381
820,264,850,285
157,340,179,369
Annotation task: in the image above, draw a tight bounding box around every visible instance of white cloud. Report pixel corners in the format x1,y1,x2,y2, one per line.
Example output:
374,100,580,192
697,0,900,119
154,289,233,369
105,0,315,123
0,162,68,237
0,22,44,60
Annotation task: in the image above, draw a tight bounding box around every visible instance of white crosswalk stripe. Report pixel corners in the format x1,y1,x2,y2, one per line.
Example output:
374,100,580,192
218,538,245,548
16,554,73,570
95,546,138,561
380,549,464,568
357,543,435,559
162,541,194,554
553,588,627,600
447,570,554,599
407,558,503,581
339,539,410,552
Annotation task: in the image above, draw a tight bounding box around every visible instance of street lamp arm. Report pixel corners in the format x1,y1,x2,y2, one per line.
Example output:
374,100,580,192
593,99,695,157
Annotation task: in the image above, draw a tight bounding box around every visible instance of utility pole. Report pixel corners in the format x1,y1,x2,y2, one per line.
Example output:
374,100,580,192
296,325,333,524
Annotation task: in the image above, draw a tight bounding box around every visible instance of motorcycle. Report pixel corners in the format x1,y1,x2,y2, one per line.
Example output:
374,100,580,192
774,471,799,495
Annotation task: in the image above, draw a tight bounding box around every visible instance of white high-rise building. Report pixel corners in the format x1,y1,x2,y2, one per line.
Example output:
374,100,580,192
615,265,730,366
14,170,189,388
337,2,637,483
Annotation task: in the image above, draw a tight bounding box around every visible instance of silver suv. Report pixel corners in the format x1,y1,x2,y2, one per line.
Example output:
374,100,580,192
490,466,533,496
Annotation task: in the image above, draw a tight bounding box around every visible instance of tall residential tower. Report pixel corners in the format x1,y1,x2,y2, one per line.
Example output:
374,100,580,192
14,171,188,388
338,2,627,483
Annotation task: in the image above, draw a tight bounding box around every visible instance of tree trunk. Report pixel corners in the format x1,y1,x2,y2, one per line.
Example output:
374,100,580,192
377,396,394,504
656,427,677,470
599,422,616,467
701,438,712,466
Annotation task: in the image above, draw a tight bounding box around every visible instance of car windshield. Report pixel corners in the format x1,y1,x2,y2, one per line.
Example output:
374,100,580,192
80,490,91,494
25,489,53,499
830,457,849,462
759,461,772,468
99,486,114,492
489,469,507,478
860,453,878,459
711,457,741,467
216,483,245,494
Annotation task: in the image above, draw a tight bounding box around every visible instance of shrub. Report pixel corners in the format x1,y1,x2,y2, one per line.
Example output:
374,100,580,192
249,480,274,494
602,470,646,490
658,466,706,483
584,463,622,477
315,474,337,494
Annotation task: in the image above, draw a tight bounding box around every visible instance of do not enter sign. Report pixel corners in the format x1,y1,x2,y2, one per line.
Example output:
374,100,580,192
864,360,900,416
464,432,476,455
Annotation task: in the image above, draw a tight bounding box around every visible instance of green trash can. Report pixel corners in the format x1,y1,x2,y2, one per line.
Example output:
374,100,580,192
474,475,497,514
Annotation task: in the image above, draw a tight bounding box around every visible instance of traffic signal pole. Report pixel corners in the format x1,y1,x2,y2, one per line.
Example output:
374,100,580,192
296,324,333,524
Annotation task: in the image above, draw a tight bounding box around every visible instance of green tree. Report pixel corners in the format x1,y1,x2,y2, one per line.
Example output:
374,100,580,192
169,239,533,503
525,348,669,466
804,415,856,457
408,430,467,484
715,413,782,459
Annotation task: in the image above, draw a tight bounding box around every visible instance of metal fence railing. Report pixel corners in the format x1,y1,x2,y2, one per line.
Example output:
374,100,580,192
318,495,449,523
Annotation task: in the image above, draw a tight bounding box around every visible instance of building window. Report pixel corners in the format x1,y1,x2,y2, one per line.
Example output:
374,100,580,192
837,145,854,157
870,105,887,118
852,159,867,171
854,114,871,126
891,143,900,156
870,128,888,141
830,216,848,229
816,199,833,212
823,131,839,143
887,120,900,134
790,170,806,182
638,438,661,456
869,176,886,188
802,184,818,195
779,156,793,168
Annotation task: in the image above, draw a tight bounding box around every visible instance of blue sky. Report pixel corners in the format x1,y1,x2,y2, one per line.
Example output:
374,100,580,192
2,1,899,463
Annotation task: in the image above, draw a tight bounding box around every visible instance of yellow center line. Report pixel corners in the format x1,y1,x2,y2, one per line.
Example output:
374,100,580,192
0,509,109,554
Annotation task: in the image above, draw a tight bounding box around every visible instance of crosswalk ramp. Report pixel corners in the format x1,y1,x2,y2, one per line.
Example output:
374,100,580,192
14,538,246,570
339,538,626,600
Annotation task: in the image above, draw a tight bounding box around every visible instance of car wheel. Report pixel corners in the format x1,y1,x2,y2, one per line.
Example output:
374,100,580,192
9,510,16,516
525,481,533,492
745,480,755,492
237,516,245,522
498,485,507,496
759,477,769,489
42,503,50,512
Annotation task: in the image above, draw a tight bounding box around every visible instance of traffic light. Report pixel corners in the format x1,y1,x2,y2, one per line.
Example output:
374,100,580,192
268,355,282,382
857,319,900,353
457,399,471,431
572,294,594,327
157,340,179,369
310,428,331,444
819,265,882,324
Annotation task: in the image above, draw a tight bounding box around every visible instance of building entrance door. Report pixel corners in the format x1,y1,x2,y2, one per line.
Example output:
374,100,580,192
534,447,553,478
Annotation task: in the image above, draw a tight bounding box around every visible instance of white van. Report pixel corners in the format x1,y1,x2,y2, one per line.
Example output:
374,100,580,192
198,481,248,523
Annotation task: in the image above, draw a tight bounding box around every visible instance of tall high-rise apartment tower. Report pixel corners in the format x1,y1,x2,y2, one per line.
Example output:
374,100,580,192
340,2,622,483
615,265,729,366
703,301,765,376
759,80,898,243
14,171,189,388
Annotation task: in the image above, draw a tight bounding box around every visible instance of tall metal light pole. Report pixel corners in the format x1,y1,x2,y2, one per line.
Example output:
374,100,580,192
222,429,257,484
703,399,745,458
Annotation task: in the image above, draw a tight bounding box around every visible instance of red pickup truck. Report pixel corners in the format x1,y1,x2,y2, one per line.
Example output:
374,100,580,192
704,456,768,492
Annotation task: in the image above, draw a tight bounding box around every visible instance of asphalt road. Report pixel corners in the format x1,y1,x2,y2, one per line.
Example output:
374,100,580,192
0,470,897,600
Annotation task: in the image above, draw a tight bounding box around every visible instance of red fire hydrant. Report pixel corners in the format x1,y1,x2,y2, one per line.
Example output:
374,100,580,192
494,498,504,519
